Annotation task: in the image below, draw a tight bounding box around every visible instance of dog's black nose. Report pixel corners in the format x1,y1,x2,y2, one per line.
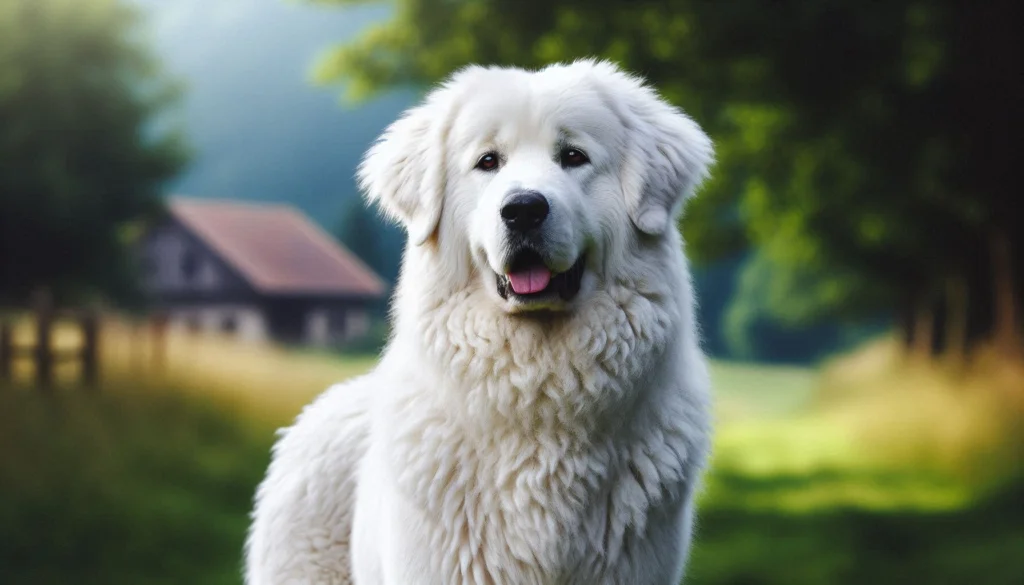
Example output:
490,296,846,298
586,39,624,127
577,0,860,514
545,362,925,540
501,191,549,232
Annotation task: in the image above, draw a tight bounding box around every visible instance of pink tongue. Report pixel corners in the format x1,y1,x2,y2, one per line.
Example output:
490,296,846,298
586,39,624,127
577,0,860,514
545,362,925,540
507,266,552,295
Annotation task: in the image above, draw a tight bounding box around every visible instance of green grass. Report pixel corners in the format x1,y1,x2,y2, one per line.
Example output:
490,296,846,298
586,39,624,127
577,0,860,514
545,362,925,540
689,480,1024,585
692,354,1024,585
0,384,272,585
709,360,818,422
1,349,1022,584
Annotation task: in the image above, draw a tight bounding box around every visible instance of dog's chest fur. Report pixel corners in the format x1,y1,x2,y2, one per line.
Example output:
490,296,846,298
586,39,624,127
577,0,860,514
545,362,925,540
379,281,712,583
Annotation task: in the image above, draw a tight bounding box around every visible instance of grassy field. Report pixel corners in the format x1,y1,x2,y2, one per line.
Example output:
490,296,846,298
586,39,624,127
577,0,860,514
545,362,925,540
0,387,267,585
1,319,1022,584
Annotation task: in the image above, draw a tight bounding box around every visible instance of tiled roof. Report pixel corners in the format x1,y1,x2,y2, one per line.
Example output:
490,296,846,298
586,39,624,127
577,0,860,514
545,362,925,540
168,197,387,298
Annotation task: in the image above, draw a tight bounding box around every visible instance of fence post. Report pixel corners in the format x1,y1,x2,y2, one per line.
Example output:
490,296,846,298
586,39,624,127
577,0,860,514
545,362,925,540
151,313,168,373
0,321,12,383
33,290,54,391
131,319,145,374
80,310,100,389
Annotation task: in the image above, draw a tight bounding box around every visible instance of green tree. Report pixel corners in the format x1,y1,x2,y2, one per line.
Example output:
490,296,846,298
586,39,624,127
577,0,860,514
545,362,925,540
711,1,1021,358
335,196,386,281
309,0,1022,359
0,0,189,307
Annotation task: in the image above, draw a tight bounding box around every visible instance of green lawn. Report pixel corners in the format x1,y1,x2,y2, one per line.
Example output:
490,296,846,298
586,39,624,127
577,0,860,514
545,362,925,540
690,481,1024,585
709,360,819,422
0,385,271,585
1,355,1021,585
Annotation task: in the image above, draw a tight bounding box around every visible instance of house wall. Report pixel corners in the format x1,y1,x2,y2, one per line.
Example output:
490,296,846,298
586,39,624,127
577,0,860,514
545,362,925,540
139,223,249,299
304,305,372,347
140,221,267,343
165,302,374,347
167,304,267,343
305,309,331,346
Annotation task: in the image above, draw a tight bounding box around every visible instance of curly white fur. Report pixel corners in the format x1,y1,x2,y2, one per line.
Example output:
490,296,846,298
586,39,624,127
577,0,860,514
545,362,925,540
245,58,715,585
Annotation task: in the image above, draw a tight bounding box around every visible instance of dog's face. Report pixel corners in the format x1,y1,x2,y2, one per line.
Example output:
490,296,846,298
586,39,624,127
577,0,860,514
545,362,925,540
359,60,713,315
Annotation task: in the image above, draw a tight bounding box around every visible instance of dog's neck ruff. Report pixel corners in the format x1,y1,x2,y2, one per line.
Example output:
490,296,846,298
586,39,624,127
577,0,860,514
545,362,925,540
383,266,710,579
404,274,682,436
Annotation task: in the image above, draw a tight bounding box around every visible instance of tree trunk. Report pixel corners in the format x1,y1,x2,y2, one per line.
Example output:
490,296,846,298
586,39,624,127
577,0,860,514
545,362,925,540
911,299,935,360
989,228,1021,354
898,298,916,351
944,273,969,363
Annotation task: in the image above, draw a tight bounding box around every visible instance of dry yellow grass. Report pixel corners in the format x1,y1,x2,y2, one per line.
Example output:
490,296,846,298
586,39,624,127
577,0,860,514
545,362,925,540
710,336,1024,510
815,336,1024,486
5,313,376,423
8,313,1021,510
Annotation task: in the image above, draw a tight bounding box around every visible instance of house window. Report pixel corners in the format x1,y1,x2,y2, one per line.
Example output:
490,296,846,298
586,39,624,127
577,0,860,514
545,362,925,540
141,255,158,279
334,310,348,338
181,249,199,283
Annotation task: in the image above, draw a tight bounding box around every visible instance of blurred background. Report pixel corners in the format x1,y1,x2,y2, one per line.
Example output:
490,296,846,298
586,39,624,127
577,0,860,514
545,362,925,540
1,0,1021,583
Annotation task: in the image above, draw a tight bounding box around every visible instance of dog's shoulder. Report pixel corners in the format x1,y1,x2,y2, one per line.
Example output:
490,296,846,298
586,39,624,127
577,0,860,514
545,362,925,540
244,374,379,584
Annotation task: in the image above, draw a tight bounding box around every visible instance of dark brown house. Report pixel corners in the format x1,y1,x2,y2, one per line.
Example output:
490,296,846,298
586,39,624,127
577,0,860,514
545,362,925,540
138,197,387,346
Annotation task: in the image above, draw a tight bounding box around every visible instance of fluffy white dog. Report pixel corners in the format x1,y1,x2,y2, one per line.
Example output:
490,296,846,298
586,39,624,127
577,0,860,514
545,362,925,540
245,58,715,585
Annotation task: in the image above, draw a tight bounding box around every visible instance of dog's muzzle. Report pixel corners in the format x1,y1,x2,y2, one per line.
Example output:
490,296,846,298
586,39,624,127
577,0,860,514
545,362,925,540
496,248,585,302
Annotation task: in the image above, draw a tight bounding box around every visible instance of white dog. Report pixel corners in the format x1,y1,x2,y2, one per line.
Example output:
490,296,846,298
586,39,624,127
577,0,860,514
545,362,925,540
245,58,715,585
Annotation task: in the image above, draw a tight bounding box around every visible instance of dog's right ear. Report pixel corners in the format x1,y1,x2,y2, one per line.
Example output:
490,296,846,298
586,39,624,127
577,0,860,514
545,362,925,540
357,92,451,246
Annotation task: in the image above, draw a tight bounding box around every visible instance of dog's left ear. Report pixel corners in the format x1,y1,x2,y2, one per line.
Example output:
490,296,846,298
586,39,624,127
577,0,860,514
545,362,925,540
613,73,714,236
357,90,453,246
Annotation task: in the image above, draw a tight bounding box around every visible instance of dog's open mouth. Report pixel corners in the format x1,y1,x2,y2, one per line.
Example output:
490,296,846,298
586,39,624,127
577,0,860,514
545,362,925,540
496,249,585,302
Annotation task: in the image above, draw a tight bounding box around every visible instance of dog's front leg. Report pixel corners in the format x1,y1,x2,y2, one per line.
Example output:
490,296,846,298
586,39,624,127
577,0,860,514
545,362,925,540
351,446,388,584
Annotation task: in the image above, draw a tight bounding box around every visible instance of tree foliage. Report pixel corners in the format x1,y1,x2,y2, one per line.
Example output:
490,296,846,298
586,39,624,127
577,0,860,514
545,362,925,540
0,0,189,306
310,0,1022,357
335,197,387,281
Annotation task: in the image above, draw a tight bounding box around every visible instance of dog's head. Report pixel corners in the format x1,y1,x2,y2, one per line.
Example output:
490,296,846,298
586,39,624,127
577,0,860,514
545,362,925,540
359,59,713,315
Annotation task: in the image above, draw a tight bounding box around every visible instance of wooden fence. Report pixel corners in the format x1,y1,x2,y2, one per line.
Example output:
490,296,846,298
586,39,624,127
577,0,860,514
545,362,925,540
0,293,101,390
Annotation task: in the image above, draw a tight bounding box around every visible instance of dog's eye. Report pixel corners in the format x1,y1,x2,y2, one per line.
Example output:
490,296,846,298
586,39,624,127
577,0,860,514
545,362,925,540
475,152,500,172
560,147,590,169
